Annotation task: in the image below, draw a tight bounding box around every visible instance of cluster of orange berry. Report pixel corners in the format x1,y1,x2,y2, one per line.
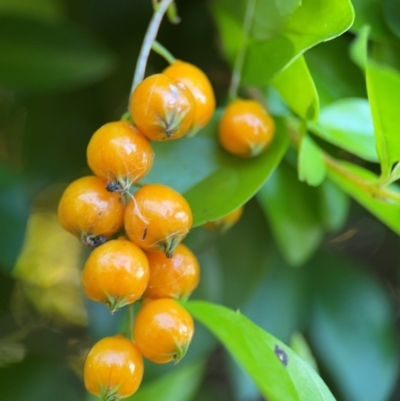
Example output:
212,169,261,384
57,54,275,399
57,60,215,400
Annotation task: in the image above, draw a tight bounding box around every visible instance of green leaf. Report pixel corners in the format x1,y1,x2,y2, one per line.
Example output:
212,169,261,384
211,0,354,85
0,0,65,22
366,61,400,177
351,0,393,41
349,25,370,71
125,359,205,401
186,301,337,401
0,164,30,274
298,134,326,186
257,162,323,267
0,15,116,92
384,0,400,38
308,253,399,401
142,111,289,227
310,98,379,162
290,333,318,372
326,160,400,234
272,56,319,121
317,179,350,232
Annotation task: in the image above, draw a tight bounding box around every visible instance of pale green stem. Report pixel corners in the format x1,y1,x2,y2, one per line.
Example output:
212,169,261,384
228,0,258,101
151,40,176,64
130,0,175,96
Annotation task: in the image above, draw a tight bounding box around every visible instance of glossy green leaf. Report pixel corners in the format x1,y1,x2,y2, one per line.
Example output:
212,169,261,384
306,37,366,106
0,164,30,274
272,56,319,121
384,0,400,38
257,162,323,266
310,98,379,162
326,160,400,234
186,301,336,401
366,61,400,177
349,25,370,70
351,0,393,41
308,253,399,401
0,15,116,92
211,0,354,85
317,179,350,232
125,359,205,401
0,0,65,22
142,111,289,227
298,134,326,186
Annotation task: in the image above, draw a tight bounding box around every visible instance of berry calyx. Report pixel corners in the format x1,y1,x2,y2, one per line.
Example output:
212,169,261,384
133,298,194,364
129,74,196,141
82,239,150,313
218,99,275,157
124,184,192,257
57,176,125,246
87,121,154,193
83,335,144,401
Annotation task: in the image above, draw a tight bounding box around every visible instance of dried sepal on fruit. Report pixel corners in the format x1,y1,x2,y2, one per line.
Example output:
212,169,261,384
57,176,125,247
129,74,195,141
87,120,154,193
133,298,194,364
84,335,144,400
218,99,275,157
124,184,192,258
82,239,149,313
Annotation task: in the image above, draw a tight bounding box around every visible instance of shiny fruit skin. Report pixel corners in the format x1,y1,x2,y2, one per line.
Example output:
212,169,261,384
163,60,215,132
133,298,194,364
58,176,124,246
144,243,200,300
218,99,275,157
87,121,154,192
129,74,195,141
84,335,143,400
204,205,244,232
124,184,192,257
82,239,150,312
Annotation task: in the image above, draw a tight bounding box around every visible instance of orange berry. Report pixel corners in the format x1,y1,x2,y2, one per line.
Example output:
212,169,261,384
129,74,195,141
87,120,154,193
204,205,244,232
58,176,124,246
163,60,215,133
82,239,149,313
144,243,200,300
84,335,143,400
124,184,192,257
218,99,275,157
133,298,194,364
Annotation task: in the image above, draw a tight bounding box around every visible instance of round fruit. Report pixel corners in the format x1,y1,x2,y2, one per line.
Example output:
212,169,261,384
218,99,275,157
133,298,194,364
163,60,215,133
124,184,192,257
84,335,143,400
144,243,200,300
204,205,244,232
58,176,124,247
87,120,154,193
129,74,195,141
82,239,149,312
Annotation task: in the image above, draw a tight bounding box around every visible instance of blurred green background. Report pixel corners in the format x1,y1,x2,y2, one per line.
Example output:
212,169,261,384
0,1,400,401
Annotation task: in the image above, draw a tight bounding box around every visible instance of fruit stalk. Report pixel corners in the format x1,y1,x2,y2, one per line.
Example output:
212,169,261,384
131,0,175,95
